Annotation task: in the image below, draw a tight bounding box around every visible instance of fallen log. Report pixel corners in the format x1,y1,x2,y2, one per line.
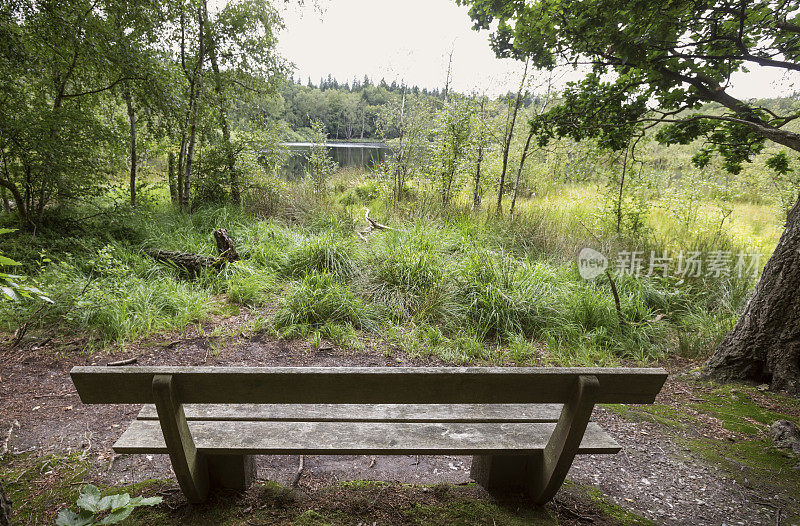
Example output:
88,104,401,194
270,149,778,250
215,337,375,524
146,228,240,275
146,249,224,275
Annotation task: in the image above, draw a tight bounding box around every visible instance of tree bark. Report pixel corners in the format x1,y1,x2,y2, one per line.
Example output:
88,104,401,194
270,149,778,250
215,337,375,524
213,228,239,262
706,192,800,394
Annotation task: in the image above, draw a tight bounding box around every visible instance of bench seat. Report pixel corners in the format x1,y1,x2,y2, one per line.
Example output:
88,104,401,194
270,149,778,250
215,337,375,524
135,403,566,423
116,417,620,455
71,366,667,504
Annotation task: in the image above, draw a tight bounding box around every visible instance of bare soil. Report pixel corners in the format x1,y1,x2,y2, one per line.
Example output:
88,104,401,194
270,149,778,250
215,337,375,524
1,317,798,525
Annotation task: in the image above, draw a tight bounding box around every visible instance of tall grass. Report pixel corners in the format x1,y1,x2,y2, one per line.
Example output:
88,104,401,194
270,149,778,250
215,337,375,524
0,177,770,362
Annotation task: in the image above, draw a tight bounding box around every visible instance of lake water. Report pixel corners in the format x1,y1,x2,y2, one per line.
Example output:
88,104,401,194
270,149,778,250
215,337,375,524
279,142,391,177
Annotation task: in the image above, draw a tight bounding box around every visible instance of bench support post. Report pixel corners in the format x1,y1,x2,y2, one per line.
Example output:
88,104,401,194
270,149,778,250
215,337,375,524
152,374,209,503
470,453,542,493
532,374,599,504
206,454,257,491
469,375,599,504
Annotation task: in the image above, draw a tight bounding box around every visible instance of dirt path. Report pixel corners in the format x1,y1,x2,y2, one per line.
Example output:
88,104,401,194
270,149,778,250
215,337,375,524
1,327,798,525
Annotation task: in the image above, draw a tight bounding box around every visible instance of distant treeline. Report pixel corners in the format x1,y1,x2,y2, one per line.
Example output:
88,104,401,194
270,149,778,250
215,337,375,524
258,74,537,142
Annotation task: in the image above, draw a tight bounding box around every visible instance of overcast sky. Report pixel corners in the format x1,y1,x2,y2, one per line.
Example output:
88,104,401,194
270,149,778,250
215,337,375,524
276,0,799,99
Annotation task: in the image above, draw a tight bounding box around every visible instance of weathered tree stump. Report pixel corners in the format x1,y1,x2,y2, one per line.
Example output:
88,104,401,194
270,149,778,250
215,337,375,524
213,228,239,262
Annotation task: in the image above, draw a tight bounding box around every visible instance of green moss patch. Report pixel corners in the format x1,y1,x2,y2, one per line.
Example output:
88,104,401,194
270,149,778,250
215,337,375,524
603,403,686,429
560,483,654,526
686,437,800,522
689,385,800,435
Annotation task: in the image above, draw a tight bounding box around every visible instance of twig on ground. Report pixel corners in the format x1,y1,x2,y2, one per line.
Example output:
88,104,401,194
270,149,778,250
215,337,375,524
291,455,304,488
79,430,93,460
107,357,137,366
554,497,595,522
105,453,119,473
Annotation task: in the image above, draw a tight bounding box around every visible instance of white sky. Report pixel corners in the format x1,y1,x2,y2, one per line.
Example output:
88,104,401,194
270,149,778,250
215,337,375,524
276,0,799,99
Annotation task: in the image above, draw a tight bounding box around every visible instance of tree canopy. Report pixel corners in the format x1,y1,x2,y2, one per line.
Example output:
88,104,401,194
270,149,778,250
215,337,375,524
459,0,800,174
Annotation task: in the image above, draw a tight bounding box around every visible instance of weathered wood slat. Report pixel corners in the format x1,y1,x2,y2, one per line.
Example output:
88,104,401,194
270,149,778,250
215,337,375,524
113,420,620,456
136,403,565,423
71,366,667,405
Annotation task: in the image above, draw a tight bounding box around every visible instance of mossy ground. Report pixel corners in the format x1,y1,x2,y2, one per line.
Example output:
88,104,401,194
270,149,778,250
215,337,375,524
1,450,653,526
605,379,800,523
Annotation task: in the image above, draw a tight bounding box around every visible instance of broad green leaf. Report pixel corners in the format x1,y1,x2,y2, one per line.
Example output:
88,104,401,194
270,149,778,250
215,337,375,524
55,509,95,526
128,495,162,506
99,506,135,525
0,255,20,266
98,492,130,511
76,484,103,512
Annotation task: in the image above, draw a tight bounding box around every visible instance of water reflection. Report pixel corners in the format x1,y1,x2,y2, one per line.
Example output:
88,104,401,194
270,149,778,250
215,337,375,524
279,142,390,178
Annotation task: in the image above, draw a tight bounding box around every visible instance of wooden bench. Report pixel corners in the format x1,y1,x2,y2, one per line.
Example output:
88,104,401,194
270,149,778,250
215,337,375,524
70,366,667,504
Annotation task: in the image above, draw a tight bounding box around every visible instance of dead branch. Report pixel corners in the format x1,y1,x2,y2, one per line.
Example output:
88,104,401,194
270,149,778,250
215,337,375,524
107,357,137,366
357,208,395,241
291,455,304,488
605,270,625,326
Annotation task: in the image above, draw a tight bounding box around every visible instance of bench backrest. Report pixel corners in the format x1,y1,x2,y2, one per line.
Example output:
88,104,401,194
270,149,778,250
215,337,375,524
71,366,667,405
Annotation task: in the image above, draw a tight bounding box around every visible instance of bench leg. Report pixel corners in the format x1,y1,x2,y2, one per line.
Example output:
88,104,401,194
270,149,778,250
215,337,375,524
471,375,599,505
533,374,599,505
470,453,542,494
152,375,209,504
206,454,257,491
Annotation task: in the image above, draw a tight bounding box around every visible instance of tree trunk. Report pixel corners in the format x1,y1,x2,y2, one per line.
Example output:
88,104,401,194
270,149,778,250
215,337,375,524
168,151,177,203
706,193,800,394
182,5,205,213
510,127,535,218
472,144,483,210
616,144,629,233
497,60,528,217
123,86,137,207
